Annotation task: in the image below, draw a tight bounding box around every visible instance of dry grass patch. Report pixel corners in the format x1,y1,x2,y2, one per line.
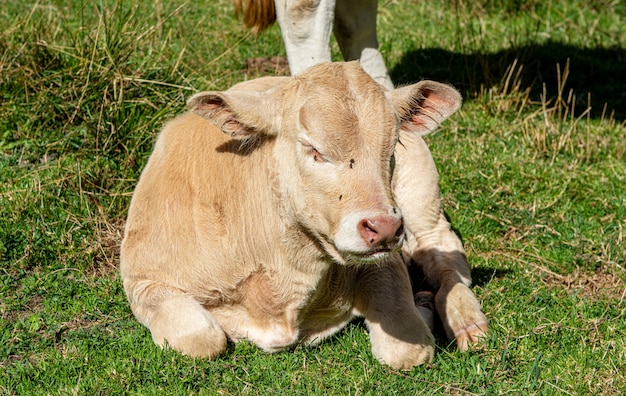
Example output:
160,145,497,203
87,216,125,279
548,267,626,302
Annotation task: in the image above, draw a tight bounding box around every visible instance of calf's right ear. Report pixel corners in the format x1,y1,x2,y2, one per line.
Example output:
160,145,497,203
389,81,462,136
187,87,283,140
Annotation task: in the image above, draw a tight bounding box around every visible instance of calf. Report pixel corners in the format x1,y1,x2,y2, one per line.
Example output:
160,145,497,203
120,62,487,369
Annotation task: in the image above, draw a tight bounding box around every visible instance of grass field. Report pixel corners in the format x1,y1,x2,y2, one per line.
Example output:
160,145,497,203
1,0,625,394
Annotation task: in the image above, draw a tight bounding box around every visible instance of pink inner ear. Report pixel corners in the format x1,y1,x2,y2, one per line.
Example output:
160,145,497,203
403,92,457,135
416,99,440,124
191,96,249,138
403,100,442,134
222,119,245,136
196,102,219,111
194,97,224,111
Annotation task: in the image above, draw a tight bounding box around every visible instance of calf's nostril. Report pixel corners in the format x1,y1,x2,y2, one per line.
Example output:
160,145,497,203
358,216,403,247
358,219,379,246
395,221,404,238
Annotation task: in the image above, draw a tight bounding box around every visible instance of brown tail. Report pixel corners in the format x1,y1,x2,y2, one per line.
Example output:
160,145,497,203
234,0,277,33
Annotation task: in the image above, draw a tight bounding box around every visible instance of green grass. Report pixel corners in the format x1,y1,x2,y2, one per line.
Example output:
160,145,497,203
1,0,625,394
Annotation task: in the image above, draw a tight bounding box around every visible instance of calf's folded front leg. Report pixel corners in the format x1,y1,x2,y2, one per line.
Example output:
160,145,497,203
355,257,435,369
392,132,488,350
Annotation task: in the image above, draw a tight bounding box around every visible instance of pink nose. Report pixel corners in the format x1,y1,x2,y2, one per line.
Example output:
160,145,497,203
358,216,404,247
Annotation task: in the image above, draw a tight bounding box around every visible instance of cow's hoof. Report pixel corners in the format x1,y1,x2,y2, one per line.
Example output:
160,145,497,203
371,323,435,369
435,282,489,351
455,321,488,351
378,342,435,370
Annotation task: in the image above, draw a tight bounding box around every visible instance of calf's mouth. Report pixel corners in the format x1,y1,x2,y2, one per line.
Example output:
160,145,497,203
343,233,405,265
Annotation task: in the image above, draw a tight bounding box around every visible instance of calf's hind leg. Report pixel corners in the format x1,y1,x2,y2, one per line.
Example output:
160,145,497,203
123,279,227,358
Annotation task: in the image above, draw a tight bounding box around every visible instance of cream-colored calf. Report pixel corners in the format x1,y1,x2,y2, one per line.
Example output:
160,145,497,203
120,62,487,369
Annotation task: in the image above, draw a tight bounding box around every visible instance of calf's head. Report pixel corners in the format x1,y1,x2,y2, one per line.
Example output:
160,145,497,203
188,62,461,265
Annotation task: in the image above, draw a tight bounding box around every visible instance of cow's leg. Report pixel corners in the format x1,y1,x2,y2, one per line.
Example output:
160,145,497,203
406,213,489,351
334,0,393,90
355,257,435,369
392,132,488,350
123,279,227,358
274,0,336,75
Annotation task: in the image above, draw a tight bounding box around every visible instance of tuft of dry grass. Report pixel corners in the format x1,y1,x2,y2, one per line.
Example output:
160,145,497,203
522,59,625,164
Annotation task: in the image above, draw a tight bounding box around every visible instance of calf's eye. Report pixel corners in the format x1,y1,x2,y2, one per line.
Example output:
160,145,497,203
303,143,324,163
311,147,322,162
301,140,330,164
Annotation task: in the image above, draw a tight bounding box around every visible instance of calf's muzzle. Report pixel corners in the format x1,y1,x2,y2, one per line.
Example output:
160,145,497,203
358,216,404,248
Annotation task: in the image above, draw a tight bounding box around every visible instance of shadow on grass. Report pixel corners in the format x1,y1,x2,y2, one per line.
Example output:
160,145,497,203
391,42,626,121
470,265,511,288
408,256,510,291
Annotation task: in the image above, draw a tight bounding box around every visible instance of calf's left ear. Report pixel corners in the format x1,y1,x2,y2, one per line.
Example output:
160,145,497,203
187,86,283,140
388,81,462,136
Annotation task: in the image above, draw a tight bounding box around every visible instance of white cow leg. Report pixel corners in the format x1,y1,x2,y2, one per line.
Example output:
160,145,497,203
274,0,336,75
334,0,393,90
